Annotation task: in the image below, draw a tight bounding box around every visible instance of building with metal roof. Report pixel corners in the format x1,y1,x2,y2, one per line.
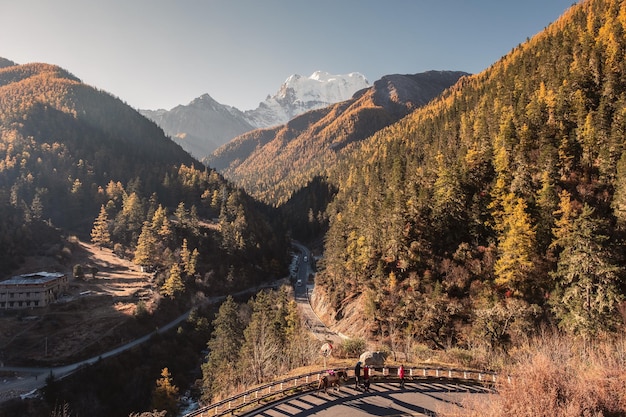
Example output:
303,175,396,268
0,272,68,309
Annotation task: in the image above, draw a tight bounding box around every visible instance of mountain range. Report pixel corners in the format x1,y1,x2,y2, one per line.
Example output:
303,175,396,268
3,1,626,415
140,71,370,159
208,70,469,205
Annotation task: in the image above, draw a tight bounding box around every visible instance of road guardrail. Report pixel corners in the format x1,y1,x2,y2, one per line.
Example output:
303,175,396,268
183,365,500,417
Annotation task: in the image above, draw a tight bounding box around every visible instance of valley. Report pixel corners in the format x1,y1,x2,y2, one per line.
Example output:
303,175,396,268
2,0,626,415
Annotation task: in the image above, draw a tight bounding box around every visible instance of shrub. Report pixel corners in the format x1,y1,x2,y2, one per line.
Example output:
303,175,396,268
411,343,434,362
73,264,84,280
438,333,626,417
439,347,474,368
339,338,366,358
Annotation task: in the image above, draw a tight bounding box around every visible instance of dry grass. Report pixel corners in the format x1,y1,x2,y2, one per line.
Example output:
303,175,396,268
439,333,626,417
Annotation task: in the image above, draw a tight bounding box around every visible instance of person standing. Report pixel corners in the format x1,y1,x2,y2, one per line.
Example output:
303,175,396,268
362,365,370,391
354,361,362,389
398,364,405,389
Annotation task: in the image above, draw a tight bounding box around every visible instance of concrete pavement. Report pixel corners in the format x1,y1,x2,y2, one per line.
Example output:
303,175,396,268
246,380,494,417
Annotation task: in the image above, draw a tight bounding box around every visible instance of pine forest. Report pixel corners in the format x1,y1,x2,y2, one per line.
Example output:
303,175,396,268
2,0,626,416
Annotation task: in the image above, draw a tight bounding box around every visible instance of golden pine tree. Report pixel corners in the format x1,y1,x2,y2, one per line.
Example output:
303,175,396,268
151,367,179,415
90,205,112,249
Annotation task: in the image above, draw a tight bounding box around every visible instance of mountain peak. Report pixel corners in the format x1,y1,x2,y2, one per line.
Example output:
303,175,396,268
141,71,370,159
247,71,370,127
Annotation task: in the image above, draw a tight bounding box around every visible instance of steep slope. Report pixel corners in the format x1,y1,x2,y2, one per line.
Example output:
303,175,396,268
314,0,626,343
208,71,468,205
139,71,369,160
0,61,289,280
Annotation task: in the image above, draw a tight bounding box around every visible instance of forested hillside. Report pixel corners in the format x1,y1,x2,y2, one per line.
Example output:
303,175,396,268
0,60,289,290
209,71,467,207
316,0,626,346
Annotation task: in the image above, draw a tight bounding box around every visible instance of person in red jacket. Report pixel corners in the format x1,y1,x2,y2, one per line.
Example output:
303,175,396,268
398,364,405,389
362,365,370,391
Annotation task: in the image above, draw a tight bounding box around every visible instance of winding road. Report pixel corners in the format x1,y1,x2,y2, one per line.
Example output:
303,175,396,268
0,302,200,402
291,242,346,347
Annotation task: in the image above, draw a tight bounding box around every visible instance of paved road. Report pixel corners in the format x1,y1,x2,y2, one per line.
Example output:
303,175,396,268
0,304,200,402
246,380,493,417
291,242,345,348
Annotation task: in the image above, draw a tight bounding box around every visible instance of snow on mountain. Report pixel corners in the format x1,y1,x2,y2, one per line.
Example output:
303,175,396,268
244,71,370,128
140,71,369,160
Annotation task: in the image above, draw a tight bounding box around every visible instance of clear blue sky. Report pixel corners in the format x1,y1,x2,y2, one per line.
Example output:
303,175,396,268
0,0,576,111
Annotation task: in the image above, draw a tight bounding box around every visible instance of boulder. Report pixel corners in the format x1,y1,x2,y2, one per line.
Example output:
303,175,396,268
359,351,386,366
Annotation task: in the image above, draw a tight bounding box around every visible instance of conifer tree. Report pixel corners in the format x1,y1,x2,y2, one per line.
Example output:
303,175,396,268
179,239,199,276
550,203,623,337
201,296,243,402
151,367,179,416
612,152,626,229
238,291,281,385
134,221,158,266
494,194,537,296
152,205,173,242
91,205,112,249
161,263,185,298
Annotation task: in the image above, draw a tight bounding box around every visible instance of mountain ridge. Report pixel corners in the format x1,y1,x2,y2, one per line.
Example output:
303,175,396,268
208,70,469,205
139,71,369,159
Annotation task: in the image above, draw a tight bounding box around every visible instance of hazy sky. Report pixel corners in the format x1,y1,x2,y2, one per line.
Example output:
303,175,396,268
1,0,576,111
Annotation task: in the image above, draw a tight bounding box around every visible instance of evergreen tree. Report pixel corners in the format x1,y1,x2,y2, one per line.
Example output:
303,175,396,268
151,367,179,416
113,192,145,244
550,203,624,337
91,205,112,249
494,194,537,297
612,152,626,229
134,221,158,267
161,263,185,298
152,205,173,243
238,291,281,385
201,296,243,402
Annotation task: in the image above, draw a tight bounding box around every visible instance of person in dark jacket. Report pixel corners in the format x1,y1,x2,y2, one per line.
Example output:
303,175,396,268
363,365,370,391
354,361,362,389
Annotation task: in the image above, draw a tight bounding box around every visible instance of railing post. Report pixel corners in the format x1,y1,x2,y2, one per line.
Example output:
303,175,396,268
436,369,440,377
423,368,426,377
448,370,452,378
243,394,246,404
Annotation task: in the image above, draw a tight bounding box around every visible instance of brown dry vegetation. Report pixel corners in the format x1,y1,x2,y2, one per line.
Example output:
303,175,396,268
0,237,158,366
438,333,626,417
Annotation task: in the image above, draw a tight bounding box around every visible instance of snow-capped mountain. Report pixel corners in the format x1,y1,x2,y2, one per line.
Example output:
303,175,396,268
140,71,370,159
244,71,370,128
